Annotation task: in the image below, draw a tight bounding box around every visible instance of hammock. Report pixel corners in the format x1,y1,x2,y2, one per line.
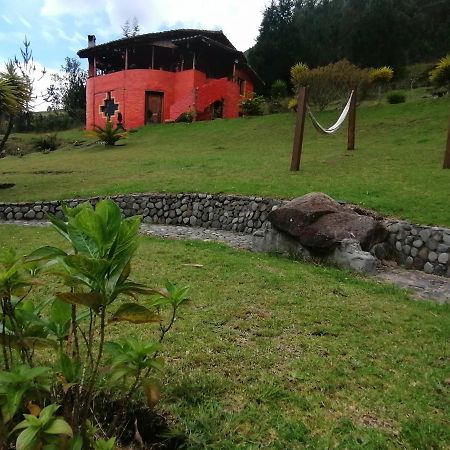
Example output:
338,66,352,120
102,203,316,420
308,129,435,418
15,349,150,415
306,90,354,135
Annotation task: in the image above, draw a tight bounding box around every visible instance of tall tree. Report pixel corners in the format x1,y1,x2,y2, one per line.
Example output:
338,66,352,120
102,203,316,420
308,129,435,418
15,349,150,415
248,0,450,87
46,57,87,122
13,37,46,130
121,16,140,38
0,62,28,155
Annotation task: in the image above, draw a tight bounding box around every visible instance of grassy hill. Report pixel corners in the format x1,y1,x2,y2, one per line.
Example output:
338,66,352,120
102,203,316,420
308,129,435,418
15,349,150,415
1,92,449,226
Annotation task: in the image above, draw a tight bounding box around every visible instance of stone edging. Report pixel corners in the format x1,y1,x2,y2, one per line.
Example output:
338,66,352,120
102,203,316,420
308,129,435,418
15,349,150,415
1,192,449,278
0,192,283,235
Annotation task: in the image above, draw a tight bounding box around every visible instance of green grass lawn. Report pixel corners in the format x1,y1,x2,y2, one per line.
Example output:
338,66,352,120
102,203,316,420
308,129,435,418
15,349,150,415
1,93,450,226
2,225,449,449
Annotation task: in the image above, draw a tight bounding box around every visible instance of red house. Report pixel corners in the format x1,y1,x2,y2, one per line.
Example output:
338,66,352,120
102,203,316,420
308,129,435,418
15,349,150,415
77,29,261,129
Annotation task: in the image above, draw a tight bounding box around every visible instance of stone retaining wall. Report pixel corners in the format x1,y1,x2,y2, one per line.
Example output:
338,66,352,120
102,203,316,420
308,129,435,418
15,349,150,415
1,193,450,278
0,193,284,235
384,220,450,277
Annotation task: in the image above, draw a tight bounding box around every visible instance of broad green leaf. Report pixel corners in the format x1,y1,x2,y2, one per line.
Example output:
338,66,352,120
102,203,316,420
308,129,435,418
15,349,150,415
55,292,103,313
95,199,122,244
111,303,160,324
15,426,39,450
109,216,141,273
38,404,60,423
64,254,110,279
49,299,71,327
0,334,57,350
73,208,106,255
44,418,73,437
11,419,29,431
62,201,92,218
25,246,68,263
67,222,99,257
47,213,69,241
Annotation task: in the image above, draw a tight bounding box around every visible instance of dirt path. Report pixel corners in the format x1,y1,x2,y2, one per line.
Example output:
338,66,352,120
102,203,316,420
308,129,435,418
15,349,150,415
2,220,449,304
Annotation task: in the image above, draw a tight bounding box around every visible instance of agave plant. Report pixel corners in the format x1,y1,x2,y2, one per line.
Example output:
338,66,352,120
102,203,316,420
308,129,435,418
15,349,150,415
87,119,127,146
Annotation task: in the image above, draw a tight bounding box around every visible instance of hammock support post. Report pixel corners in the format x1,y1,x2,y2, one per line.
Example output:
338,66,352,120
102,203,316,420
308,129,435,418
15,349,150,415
291,86,307,171
443,115,450,169
347,87,357,150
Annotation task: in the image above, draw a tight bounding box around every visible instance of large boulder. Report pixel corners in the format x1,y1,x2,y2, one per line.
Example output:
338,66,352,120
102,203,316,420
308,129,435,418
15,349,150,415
269,193,387,251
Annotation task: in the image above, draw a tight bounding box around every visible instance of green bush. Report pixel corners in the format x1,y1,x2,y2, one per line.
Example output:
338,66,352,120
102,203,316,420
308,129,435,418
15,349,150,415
387,91,406,104
240,94,266,116
290,59,369,110
32,133,61,152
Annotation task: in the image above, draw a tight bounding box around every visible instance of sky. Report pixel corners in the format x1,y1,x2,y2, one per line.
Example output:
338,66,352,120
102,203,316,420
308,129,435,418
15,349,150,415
0,0,268,110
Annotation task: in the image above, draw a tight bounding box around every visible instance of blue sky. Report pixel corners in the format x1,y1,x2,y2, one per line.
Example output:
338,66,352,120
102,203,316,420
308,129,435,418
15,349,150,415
0,0,267,109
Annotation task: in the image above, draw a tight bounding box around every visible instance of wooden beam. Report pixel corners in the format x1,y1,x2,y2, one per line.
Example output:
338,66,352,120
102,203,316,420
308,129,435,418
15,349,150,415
347,87,357,150
444,115,450,169
290,86,308,171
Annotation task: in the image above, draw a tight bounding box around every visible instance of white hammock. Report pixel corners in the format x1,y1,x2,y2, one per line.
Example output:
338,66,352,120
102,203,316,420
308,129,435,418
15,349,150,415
306,90,354,135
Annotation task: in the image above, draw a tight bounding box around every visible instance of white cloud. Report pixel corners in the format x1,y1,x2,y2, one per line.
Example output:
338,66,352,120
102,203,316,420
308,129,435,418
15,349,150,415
41,0,268,50
2,15,12,25
17,15,32,28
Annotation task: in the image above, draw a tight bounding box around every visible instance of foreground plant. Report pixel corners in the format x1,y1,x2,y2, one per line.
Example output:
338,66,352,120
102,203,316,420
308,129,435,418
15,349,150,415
0,199,189,448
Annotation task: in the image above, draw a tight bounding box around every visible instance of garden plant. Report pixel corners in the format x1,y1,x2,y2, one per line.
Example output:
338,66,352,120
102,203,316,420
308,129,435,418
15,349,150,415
0,199,188,449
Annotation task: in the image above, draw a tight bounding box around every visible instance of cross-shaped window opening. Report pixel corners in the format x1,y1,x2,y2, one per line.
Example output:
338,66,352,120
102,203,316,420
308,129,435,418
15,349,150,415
100,92,119,118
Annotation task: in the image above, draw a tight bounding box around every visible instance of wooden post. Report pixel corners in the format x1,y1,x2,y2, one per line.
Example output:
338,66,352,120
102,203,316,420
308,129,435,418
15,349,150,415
290,86,307,171
347,87,357,150
125,48,128,70
443,115,450,169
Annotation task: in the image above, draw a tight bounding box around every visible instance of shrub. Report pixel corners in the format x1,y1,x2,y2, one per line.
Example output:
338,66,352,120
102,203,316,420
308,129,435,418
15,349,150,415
429,55,450,89
270,79,288,99
240,94,266,116
32,133,61,152
290,59,369,110
386,91,406,104
87,119,128,146
178,108,196,123
369,66,394,84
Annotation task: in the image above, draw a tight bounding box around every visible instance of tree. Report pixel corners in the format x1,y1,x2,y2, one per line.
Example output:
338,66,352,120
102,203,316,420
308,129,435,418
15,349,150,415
0,62,28,155
46,57,87,122
121,16,140,38
13,37,46,130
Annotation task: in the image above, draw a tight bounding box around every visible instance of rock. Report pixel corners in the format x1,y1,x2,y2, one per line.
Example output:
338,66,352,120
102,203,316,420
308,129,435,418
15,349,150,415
418,247,429,259
252,227,311,260
438,253,449,264
412,239,423,248
269,192,342,232
429,252,438,262
269,193,386,251
327,239,378,274
424,262,434,274
435,264,447,276
24,210,36,220
419,229,431,241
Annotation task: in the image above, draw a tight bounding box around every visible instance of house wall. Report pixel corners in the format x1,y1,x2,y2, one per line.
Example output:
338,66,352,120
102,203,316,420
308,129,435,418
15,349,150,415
86,67,255,129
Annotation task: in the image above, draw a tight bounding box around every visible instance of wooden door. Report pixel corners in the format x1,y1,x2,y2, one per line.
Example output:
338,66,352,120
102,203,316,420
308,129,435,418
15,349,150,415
145,91,164,124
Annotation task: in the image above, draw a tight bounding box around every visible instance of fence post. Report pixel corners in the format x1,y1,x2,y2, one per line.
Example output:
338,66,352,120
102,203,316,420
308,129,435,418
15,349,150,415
347,87,357,150
443,115,450,169
290,86,307,171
